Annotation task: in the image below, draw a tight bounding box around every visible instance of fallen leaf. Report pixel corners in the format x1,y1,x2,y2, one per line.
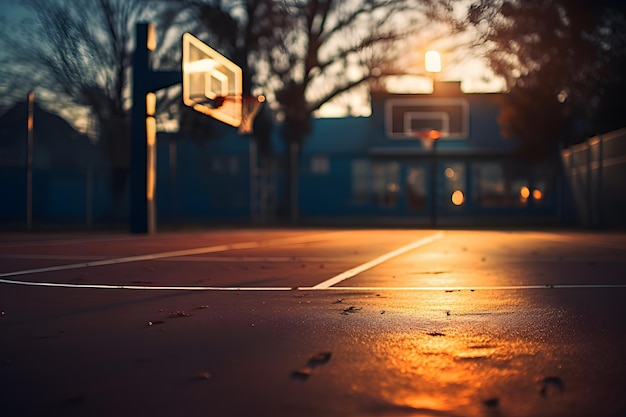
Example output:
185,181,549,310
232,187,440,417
540,376,564,397
291,368,312,380
308,352,332,366
342,306,361,314
482,397,499,407
189,371,211,381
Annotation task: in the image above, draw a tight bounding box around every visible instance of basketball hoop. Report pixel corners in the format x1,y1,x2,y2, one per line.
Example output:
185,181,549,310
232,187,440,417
238,95,265,134
414,129,441,150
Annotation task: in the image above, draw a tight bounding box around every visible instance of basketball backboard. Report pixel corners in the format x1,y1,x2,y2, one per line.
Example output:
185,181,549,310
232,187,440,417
385,98,469,140
182,33,242,127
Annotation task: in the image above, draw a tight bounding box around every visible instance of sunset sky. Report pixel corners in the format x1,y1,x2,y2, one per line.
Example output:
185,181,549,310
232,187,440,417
0,0,506,120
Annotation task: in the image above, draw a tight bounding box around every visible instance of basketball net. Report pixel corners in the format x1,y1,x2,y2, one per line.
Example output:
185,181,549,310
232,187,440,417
414,129,441,150
238,95,265,134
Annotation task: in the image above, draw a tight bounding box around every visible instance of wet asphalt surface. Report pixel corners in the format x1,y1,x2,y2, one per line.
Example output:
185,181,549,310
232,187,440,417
1,228,625,417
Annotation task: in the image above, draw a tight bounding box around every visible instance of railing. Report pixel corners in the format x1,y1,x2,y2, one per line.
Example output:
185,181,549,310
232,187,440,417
561,127,626,228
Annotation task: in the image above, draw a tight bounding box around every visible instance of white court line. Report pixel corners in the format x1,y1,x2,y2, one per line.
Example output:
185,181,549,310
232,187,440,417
301,284,626,291
0,277,292,291
0,232,343,279
311,231,445,289
1,278,624,291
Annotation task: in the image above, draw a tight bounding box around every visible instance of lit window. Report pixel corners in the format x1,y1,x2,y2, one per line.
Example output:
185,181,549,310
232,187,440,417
520,186,530,199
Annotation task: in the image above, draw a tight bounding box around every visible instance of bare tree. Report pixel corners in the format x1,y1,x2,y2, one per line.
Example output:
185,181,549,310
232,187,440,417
256,0,453,222
0,0,186,219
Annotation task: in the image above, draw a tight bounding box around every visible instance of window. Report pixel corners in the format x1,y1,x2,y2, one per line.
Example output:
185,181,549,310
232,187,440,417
473,162,508,207
443,162,466,207
310,155,330,174
373,162,400,207
351,159,370,203
406,166,426,209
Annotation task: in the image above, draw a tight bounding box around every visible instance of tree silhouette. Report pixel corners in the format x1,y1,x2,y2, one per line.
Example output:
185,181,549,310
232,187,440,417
0,0,184,218
257,0,452,222
464,0,626,158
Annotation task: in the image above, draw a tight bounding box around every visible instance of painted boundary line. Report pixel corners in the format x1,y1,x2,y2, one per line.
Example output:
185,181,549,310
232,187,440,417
0,278,292,291
0,232,343,279
1,278,625,291
311,231,445,289
300,284,626,291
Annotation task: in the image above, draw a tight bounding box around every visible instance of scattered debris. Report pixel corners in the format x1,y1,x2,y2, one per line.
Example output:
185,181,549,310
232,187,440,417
189,371,211,381
332,298,344,304
381,310,386,314
194,305,210,310
292,351,333,381
308,351,332,367
169,311,192,318
446,310,451,316
291,368,312,380
482,397,499,408
426,331,446,337
147,320,165,326
342,306,362,314
540,376,564,397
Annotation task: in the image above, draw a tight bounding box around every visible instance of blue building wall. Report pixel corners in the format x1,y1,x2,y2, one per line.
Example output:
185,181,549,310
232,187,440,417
1,82,573,230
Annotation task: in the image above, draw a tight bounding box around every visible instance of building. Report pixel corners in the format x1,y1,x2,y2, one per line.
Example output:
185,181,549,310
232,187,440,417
0,82,574,230
295,81,566,226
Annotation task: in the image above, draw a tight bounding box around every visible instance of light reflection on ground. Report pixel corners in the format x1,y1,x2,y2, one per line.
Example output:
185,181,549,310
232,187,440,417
332,289,569,417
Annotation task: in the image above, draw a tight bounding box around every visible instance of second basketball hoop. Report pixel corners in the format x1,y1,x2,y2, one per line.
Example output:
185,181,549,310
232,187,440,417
414,129,441,150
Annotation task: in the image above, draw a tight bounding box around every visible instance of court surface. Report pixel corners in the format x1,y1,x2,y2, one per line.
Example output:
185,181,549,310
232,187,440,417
1,228,625,417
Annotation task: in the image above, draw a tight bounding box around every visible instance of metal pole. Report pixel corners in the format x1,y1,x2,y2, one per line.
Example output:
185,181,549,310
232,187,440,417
129,22,181,233
26,91,34,230
431,140,438,228
290,142,299,225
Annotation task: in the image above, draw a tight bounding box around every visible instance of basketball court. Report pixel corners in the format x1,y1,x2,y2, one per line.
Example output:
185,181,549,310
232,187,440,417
3,27,623,417
1,228,626,417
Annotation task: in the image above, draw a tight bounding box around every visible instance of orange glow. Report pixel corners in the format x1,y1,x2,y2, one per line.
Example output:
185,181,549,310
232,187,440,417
444,167,455,179
146,116,156,201
532,189,543,200
520,186,530,199
451,190,464,206
367,312,542,416
146,92,156,116
147,23,156,51
423,129,441,140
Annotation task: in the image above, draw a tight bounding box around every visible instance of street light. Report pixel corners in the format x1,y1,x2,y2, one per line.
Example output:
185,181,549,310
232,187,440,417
425,50,442,74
